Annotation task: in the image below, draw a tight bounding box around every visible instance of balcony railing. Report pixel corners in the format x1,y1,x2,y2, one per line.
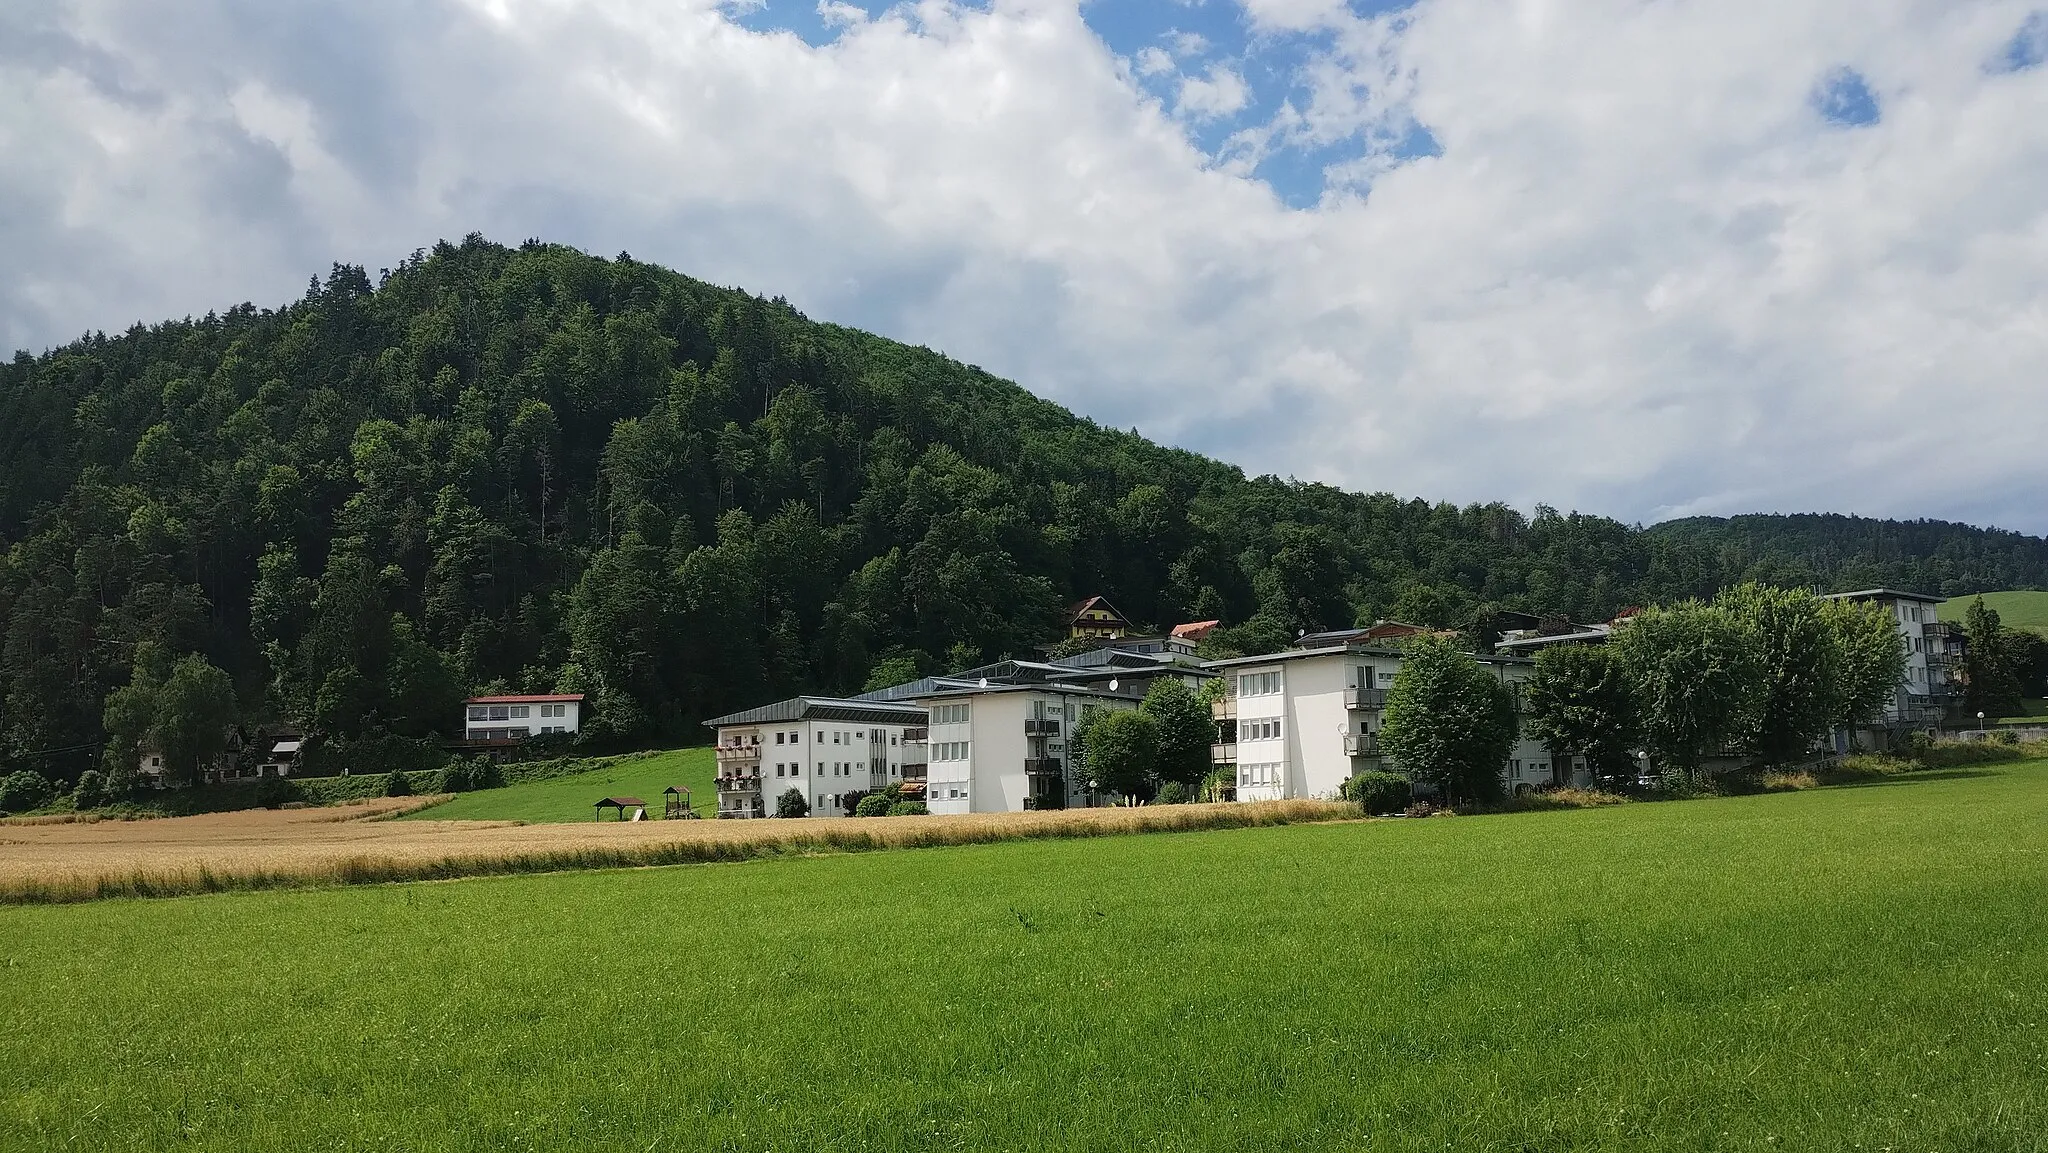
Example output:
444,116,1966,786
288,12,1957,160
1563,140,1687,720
1343,733,1381,757
1344,686,1388,710
901,727,928,742
1023,757,1063,776
715,745,763,766
1212,696,1237,719
1210,741,1237,764
1024,718,1062,736
714,774,763,792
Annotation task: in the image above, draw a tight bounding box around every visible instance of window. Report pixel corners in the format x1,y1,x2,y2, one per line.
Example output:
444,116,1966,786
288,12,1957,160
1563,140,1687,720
934,741,970,761
933,703,970,725
510,705,530,719
1242,718,1282,742
467,706,487,721
1378,671,1396,685
833,732,841,744
817,762,825,773
1238,762,1281,786
1236,671,1281,697
817,732,824,743
775,731,785,745
488,705,509,721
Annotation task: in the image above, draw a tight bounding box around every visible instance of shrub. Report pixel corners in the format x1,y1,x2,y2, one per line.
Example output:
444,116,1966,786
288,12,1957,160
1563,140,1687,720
439,760,474,794
776,787,810,819
1760,770,1819,792
253,776,296,809
854,793,893,817
1340,771,1412,815
1991,729,2021,747
1496,787,1632,811
1919,741,2024,769
383,770,413,798
1154,781,1191,806
71,769,108,810
470,757,505,790
885,800,928,817
0,770,57,814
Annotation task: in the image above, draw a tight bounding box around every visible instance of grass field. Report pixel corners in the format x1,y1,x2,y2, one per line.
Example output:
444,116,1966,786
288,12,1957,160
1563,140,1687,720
417,746,718,822
3,763,2044,1151
1941,589,2048,635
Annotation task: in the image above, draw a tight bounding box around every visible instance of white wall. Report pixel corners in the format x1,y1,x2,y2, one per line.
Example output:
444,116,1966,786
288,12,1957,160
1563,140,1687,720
720,719,915,819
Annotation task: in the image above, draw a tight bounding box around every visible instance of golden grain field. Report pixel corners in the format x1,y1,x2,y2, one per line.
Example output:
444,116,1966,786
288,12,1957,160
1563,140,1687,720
0,798,1355,903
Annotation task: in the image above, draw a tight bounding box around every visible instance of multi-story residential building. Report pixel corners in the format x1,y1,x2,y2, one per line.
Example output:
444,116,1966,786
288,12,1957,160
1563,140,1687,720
1206,640,1581,801
461,693,585,743
909,683,1141,813
702,697,926,818
1821,589,1959,738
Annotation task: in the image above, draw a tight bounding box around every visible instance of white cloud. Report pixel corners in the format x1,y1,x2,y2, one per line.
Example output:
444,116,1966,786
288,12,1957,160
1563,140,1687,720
1132,45,1175,77
1175,63,1250,120
3,0,2048,532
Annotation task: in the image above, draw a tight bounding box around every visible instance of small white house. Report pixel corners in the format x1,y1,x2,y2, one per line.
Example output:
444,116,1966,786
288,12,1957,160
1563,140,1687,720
462,693,585,742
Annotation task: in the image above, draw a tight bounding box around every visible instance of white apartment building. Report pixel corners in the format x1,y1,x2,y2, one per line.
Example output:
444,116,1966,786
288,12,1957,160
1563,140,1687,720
1206,643,1581,801
909,684,1140,814
702,697,926,818
462,693,584,742
1820,589,1959,737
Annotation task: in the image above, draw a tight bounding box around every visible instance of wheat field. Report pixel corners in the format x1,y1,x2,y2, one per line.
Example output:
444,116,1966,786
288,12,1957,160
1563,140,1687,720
0,797,1354,903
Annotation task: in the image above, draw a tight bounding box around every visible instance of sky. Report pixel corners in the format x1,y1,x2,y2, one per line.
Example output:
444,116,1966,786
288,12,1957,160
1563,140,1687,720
3,0,2047,531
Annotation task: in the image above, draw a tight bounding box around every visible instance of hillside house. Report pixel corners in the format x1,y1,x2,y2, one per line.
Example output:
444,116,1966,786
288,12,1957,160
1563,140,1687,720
1066,596,1134,641
461,693,585,744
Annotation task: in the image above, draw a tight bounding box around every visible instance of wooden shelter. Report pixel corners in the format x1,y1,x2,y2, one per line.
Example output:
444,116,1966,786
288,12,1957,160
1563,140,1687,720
663,786,696,819
594,796,646,821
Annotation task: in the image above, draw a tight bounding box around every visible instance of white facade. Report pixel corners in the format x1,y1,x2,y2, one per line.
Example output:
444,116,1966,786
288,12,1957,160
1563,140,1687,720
1821,589,1956,733
463,694,584,741
1211,645,1582,801
913,687,1137,814
711,714,921,819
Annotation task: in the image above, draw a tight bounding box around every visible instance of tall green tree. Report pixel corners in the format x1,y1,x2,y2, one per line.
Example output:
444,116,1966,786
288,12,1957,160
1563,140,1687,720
1961,597,2024,720
1380,635,1519,804
1822,598,1909,728
1523,644,1637,782
152,654,240,786
1077,708,1159,799
1139,677,1215,789
1612,602,1764,779
1715,584,1845,767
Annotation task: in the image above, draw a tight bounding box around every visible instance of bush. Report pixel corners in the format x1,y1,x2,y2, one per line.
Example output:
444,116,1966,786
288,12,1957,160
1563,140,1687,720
383,769,413,798
885,800,928,817
71,769,108,810
0,770,57,814
1918,741,2024,769
854,793,893,817
469,757,505,789
439,760,474,793
1495,787,1632,811
1991,729,2021,746
776,787,810,819
1154,781,1191,805
253,776,296,809
1340,771,1412,815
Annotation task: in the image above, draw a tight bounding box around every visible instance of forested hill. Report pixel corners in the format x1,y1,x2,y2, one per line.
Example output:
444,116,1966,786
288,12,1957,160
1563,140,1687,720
1648,515,2048,599
2,236,2043,768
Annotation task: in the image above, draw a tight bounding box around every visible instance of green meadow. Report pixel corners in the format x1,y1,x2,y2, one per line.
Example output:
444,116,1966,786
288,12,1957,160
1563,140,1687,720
414,746,717,823
4,762,2044,1152
1942,589,2048,636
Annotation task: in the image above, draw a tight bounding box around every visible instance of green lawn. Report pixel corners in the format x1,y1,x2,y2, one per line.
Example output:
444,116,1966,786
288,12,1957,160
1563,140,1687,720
412,746,717,823
4,763,2045,1151
1941,589,2048,636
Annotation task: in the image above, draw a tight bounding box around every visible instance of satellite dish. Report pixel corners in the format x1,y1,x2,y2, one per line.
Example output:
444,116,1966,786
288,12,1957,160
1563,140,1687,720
1108,678,1119,692
978,677,989,689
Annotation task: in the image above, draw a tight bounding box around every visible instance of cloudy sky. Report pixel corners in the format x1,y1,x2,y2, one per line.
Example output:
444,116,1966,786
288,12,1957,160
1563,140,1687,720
5,0,2047,530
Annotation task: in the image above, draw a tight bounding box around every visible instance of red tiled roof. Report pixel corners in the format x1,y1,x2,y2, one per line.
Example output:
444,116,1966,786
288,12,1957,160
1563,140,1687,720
464,693,586,704
1171,620,1220,639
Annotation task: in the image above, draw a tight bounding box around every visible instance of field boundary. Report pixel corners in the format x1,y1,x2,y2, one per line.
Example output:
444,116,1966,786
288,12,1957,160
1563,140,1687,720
0,799,1354,905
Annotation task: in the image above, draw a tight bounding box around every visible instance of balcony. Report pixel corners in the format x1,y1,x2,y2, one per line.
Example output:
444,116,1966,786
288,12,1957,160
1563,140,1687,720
715,745,763,768
1344,687,1388,710
901,727,928,742
1210,741,1237,764
1212,695,1237,720
714,773,763,792
1023,757,1064,776
1343,733,1381,757
1025,718,1062,736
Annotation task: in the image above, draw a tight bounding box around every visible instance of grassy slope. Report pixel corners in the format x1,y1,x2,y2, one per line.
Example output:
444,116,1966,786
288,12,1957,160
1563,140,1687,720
1940,589,2048,635
4,764,2045,1152
412,747,717,823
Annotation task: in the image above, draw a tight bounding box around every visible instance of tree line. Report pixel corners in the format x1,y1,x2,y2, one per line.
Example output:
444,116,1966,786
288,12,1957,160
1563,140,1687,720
3,236,2045,794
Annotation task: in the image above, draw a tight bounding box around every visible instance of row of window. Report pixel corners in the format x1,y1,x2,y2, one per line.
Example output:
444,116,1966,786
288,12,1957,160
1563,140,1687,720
931,703,970,725
1241,718,1282,742
1239,762,1281,787
772,762,898,778
936,787,966,800
466,703,578,722
754,729,904,746
932,741,971,761
1237,671,1282,697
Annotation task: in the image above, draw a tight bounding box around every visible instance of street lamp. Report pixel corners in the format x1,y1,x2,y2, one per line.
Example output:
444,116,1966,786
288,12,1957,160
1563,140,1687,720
1978,711,1986,740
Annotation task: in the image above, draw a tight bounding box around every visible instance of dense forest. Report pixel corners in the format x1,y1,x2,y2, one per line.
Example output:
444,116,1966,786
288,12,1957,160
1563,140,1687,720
2,236,2042,779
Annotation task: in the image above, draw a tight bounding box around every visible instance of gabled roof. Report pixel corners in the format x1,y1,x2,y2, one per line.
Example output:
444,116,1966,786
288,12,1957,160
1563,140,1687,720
702,696,928,729
1067,595,1132,623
